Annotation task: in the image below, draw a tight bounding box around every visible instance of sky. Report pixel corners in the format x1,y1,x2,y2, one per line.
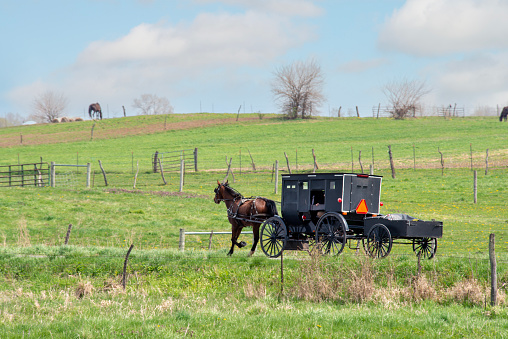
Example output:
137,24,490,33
1,0,508,119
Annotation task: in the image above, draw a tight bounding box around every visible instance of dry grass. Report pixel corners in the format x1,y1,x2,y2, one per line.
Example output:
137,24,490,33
446,278,485,306
17,217,30,247
75,281,94,299
286,255,505,307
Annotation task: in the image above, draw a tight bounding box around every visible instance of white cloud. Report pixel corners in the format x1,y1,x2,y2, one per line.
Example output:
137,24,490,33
379,0,508,56
9,10,316,115
77,11,312,68
338,58,389,73
431,52,508,106
193,0,323,17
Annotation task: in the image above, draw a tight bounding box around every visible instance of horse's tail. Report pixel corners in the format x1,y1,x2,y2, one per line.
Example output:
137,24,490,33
265,199,278,217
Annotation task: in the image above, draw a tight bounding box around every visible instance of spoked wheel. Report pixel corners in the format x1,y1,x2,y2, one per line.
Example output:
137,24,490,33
315,212,347,256
260,216,287,258
413,237,437,259
365,224,392,258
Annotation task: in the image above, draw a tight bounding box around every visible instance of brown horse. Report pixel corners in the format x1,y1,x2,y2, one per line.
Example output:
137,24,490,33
214,180,278,256
88,103,102,120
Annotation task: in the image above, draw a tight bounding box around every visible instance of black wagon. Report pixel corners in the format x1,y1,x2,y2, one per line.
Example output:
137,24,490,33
259,173,443,259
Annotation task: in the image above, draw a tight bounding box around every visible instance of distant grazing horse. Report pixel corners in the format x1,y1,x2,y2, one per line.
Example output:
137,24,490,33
88,103,102,120
500,106,508,122
214,180,278,256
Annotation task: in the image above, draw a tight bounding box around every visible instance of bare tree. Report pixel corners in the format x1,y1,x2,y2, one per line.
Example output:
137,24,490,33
1,112,24,127
383,78,430,119
32,90,68,123
132,94,174,115
272,59,325,119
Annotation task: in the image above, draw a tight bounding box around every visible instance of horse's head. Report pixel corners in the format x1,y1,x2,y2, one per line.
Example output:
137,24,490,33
214,180,225,204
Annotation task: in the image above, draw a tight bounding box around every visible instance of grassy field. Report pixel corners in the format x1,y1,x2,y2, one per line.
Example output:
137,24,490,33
1,115,508,337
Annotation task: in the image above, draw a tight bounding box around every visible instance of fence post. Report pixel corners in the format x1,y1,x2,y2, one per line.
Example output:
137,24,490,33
179,228,185,251
284,152,291,174
50,162,56,187
153,151,159,173
158,158,167,185
64,224,72,245
388,145,396,179
122,244,134,290
86,163,91,188
485,149,489,175
274,160,279,194
194,148,198,172
179,160,184,192
474,170,477,204
208,231,214,251
490,233,497,306
98,160,108,186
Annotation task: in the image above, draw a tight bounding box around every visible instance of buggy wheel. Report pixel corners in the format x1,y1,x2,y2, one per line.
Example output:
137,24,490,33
260,217,287,258
366,224,392,258
316,213,347,256
413,237,437,259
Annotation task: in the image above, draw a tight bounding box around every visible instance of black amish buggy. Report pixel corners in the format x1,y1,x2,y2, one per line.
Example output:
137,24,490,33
259,173,443,259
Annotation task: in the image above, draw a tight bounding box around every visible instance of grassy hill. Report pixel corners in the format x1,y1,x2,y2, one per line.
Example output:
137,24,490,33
1,114,507,337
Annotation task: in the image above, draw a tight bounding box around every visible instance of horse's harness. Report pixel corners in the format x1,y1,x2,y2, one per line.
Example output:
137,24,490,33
215,185,263,225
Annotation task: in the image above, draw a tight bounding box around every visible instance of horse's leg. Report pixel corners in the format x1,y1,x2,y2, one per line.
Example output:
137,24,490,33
249,223,260,257
228,221,242,256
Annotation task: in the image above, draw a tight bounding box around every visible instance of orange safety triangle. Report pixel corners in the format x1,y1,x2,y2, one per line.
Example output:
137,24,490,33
356,199,369,214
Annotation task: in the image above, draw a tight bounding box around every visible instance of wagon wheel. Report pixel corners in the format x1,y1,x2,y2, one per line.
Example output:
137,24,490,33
413,237,437,260
315,213,347,256
365,224,392,258
260,216,287,258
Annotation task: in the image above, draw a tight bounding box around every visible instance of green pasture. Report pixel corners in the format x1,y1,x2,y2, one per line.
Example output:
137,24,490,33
1,115,508,337
1,114,507,172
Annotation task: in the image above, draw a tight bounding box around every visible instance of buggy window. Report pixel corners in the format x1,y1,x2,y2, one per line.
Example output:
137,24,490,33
311,190,325,205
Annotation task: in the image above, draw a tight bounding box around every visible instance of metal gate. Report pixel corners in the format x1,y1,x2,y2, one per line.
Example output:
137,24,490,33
0,162,50,187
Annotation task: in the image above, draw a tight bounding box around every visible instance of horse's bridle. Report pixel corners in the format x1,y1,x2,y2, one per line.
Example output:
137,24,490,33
214,183,241,202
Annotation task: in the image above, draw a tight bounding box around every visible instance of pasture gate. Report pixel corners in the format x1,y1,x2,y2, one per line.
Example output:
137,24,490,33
0,162,49,187
152,148,198,173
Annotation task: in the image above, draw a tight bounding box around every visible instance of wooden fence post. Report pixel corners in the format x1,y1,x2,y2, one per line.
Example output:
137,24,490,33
224,157,232,183
153,151,159,173
284,152,291,174
312,149,318,173
98,160,108,186
388,145,396,179
490,233,497,306
158,158,167,185
64,224,72,245
194,148,198,172
133,160,139,189
474,170,477,204
248,149,256,172
86,163,91,188
122,244,134,290
50,161,56,187
274,160,279,194
179,228,185,251
179,160,184,192
485,149,489,175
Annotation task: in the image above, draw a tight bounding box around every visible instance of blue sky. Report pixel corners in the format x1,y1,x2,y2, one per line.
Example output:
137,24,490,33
2,0,508,119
